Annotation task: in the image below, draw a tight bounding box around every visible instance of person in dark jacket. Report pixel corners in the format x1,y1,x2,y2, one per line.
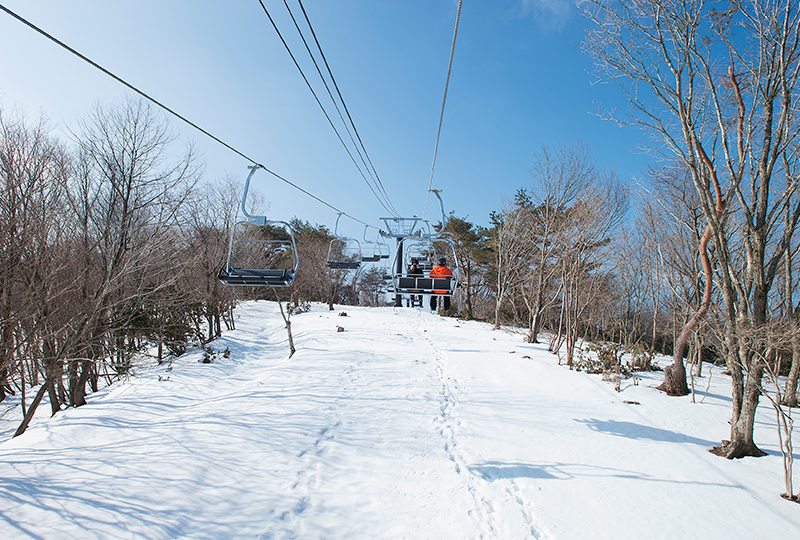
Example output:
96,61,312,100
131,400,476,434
408,258,424,307
429,257,453,312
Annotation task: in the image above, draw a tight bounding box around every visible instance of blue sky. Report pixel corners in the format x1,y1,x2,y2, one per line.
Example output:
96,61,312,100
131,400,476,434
0,0,650,237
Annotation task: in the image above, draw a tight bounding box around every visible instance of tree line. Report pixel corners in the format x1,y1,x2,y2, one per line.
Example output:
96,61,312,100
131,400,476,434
2,96,798,461
0,99,386,437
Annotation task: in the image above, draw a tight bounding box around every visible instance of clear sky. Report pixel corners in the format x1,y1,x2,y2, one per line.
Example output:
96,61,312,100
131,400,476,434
0,0,651,238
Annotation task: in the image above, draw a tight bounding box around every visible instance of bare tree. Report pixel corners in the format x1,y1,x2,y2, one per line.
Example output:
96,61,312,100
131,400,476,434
12,98,199,437
182,176,240,342
520,142,599,343
490,202,536,329
584,0,800,458
358,266,388,306
557,178,628,366
0,110,71,408
641,166,714,383
66,97,197,405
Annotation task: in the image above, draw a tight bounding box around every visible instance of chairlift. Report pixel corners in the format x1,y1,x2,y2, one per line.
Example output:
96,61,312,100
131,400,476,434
327,213,362,269
389,236,460,297
384,190,461,306
218,165,298,287
360,226,391,262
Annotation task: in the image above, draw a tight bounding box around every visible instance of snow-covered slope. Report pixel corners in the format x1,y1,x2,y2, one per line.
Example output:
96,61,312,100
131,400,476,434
1,301,798,539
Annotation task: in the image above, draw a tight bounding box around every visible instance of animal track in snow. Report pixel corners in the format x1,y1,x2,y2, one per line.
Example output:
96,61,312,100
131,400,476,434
417,316,498,538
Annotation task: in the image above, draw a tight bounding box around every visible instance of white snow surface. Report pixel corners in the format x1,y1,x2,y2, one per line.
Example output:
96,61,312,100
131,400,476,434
1,301,799,539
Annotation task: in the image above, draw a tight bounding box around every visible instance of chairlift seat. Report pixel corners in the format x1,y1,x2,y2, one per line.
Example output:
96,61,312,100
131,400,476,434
395,276,452,294
218,267,295,287
361,255,382,262
327,260,361,270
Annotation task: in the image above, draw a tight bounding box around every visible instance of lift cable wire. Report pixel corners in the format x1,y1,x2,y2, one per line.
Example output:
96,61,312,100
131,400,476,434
295,0,398,216
0,2,379,230
280,0,398,217
422,0,463,222
258,0,399,217
257,0,391,216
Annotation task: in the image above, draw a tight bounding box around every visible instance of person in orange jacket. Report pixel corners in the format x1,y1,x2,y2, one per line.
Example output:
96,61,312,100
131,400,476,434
429,257,453,312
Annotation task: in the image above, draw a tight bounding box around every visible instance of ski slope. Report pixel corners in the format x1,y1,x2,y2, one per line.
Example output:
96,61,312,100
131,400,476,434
1,301,798,539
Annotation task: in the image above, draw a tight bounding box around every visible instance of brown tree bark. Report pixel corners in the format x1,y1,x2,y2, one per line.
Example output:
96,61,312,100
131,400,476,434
658,130,725,395
14,375,55,438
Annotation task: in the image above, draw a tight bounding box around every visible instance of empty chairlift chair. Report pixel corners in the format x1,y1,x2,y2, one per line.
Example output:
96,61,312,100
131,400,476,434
327,213,362,269
218,165,298,287
360,227,391,263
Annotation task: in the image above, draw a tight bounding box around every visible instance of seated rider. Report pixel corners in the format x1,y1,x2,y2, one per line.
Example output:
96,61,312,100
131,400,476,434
408,258,424,306
429,257,453,312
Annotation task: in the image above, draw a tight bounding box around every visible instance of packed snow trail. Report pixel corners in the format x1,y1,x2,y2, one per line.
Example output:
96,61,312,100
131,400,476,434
0,301,798,539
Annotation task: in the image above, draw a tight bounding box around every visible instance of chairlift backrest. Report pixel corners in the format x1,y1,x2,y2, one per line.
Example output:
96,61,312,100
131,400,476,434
403,239,437,272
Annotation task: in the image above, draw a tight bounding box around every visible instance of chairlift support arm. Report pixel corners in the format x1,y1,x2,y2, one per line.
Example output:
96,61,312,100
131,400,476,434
430,189,446,238
240,164,267,225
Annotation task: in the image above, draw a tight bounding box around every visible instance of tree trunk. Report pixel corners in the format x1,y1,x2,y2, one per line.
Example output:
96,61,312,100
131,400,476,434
785,342,800,407
660,357,689,396
493,296,502,330
550,293,566,357
277,301,296,358
785,314,800,407
693,334,703,377
528,282,547,344
20,358,26,417
464,267,474,320
658,198,719,397
67,358,79,407
71,359,94,407
651,253,661,353
55,370,67,414
14,375,54,438
48,374,61,416
213,311,221,338
527,269,547,344
712,358,768,458
0,367,8,403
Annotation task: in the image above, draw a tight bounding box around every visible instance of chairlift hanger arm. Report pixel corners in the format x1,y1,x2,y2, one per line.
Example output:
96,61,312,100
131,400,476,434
240,164,267,225
430,189,446,238
333,212,345,238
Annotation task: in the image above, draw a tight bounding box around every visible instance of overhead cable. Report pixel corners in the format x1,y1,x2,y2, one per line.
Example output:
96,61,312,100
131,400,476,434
286,0,397,216
258,0,399,217
295,0,398,216
0,2,378,230
422,0,463,221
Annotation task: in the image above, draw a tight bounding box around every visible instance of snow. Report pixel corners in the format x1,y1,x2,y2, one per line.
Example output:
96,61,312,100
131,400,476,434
1,301,798,539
